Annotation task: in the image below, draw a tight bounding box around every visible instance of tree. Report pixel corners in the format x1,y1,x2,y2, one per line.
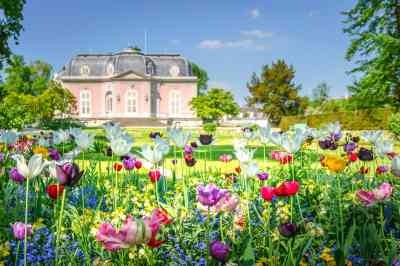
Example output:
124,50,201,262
0,55,76,129
312,82,330,104
343,0,400,106
0,0,26,70
246,60,309,124
190,62,209,95
190,88,240,123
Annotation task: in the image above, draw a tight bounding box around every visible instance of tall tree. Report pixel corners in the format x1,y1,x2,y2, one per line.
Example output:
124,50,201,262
246,60,308,124
190,62,209,95
0,0,26,69
343,0,400,106
190,88,239,123
312,82,330,104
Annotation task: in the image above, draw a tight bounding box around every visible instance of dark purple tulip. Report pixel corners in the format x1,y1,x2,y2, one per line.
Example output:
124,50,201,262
343,142,356,153
9,168,24,183
319,139,331,150
278,223,298,237
105,147,113,157
197,184,227,206
209,240,230,262
48,148,61,161
185,157,196,167
149,132,162,139
199,134,213,145
358,147,373,161
56,162,83,187
171,159,178,165
332,132,342,142
352,136,360,143
257,172,269,181
190,142,198,148
123,157,136,170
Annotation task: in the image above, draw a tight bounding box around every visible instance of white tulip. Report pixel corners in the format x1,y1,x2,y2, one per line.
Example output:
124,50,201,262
362,131,383,145
53,130,70,145
167,127,191,148
375,139,393,158
391,156,400,177
111,137,133,157
74,132,95,151
14,154,46,179
258,124,272,145
0,130,18,145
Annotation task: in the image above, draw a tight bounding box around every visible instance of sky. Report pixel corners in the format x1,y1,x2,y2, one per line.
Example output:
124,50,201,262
12,0,357,105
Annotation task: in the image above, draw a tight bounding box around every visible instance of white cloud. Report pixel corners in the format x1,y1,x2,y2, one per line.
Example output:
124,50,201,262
240,30,273,38
198,39,270,51
250,8,260,18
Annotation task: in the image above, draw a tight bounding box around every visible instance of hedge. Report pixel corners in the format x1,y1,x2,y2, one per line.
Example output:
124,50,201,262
279,108,394,131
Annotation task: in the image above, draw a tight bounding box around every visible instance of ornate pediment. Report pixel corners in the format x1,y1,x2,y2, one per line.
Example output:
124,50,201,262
111,70,146,80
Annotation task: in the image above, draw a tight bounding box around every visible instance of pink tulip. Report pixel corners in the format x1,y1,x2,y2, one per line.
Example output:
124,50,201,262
356,190,376,207
356,182,393,207
271,151,282,161
373,182,393,201
12,222,32,240
214,193,240,213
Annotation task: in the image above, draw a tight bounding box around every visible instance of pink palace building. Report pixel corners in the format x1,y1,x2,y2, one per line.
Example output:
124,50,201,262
56,47,198,120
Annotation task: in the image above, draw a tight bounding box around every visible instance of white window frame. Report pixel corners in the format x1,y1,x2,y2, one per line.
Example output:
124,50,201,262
169,90,181,116
105,91,113,114
80,90,91,116
126,89,138,114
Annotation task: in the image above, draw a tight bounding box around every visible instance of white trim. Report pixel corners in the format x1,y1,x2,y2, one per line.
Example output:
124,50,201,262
169,90,182,116
125,89,138,114
80,90,91,116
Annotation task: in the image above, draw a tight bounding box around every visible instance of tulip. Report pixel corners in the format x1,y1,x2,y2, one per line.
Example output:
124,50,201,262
358,148,373,161
12,222,32,240
114,163,123,172
258,124,272,144
214,193,240,213
0,152,4,162
274,180,300,197
190,141,198,148
361,131,383,145
343,142,356,153
235,166,241,174
376,165,389,175
134,160,142,169
110,137,133,157
56,162,83,187
375,139,393,159
140,139,170,165
271,151,282,161
14,154,46,179
197,184,227,207
278,223,298,237
53,130,70,145
48,148,61,161
184,156,196,167
123,157,136,170
199,134,213,145
0,130,18,145
149,132,162,139
219,154,232,163
356,182,393,206
348,152,358,162
280,154,293,164
260,186,275,201
9,167,25,183
257,172,269,181
167,127,191,148
209,240,230,262
74,131,95,151
184,145,193,154
46,184,65,200
359,166,369,175
149,169,161,183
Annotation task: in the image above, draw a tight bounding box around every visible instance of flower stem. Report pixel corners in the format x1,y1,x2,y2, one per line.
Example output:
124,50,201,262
23,177,29,266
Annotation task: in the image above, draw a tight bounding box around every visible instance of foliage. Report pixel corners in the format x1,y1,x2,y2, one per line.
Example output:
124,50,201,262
0,56,76,129
343,0,400,105
202,122,217,133
0,0,26,70
38,118,84,131
280,107,394,130
246,59,309,124
190,62,209,95
311,82,330,105
389,112,400,139
190,88,240,123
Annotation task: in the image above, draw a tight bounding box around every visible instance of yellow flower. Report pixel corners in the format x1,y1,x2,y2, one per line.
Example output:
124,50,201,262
33,218,45,229
0,242,10,258
321,155,347,173
32,146,48,159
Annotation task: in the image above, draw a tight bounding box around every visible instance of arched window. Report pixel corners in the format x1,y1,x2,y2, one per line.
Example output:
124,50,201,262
105,91,113,114
80,90,91,115
146,59,156,75
169,90,181,116
126,89,138,113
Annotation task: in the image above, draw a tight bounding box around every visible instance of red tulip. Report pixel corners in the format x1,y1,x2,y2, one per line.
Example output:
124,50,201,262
348,152,358,162
134,160,142,169
152,208,172,225
274,181,299,197
149,170,161,182
46,184,64,200
235,166,241,174
280,154,293,164
260,186,276,201
114,163,123,172
360,166,369,175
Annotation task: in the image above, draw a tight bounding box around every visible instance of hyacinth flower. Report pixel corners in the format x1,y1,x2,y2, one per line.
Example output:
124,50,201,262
96,208,170,251
356,183,393,207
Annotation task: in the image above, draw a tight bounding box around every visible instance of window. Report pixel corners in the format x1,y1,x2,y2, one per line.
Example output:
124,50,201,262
105,91,113,113
80,90,91,115
126,89,137,113
169,90,181,115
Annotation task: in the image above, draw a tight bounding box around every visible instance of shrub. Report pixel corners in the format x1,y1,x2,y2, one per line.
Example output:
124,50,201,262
279,108,393,130
389,112,400,140
203,122,217,133
39,118,84,130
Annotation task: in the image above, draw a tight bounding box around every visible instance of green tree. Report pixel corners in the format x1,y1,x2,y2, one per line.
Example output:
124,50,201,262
246,60,309,124
190,88,240,123
0,55,76,129
190,62,209,95
312,82,330,104
343,0,400,106
0,0,26,69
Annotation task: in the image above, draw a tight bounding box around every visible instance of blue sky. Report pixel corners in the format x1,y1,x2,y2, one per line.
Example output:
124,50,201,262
12,0,356,104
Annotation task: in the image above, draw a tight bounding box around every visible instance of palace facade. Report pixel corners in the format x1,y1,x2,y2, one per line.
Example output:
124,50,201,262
56,48,198,119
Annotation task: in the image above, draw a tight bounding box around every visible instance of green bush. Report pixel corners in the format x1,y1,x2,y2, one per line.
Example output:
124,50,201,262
279,108,393,130
39,118,85,130
203,122,217,133
389,112,400,139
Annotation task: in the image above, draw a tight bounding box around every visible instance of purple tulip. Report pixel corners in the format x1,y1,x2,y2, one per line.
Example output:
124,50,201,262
196,184,227,206
199,134,213,145
12,222,32,240
184,145,193,154
257,172,269,181
358,147,373,161
278,223,298,237
48,148,61,161
190,142,198,148
56,162,83,186
209,240,230,262
171,159,178,165
9,168,25,183
123,157,136,170
343,142,356,153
